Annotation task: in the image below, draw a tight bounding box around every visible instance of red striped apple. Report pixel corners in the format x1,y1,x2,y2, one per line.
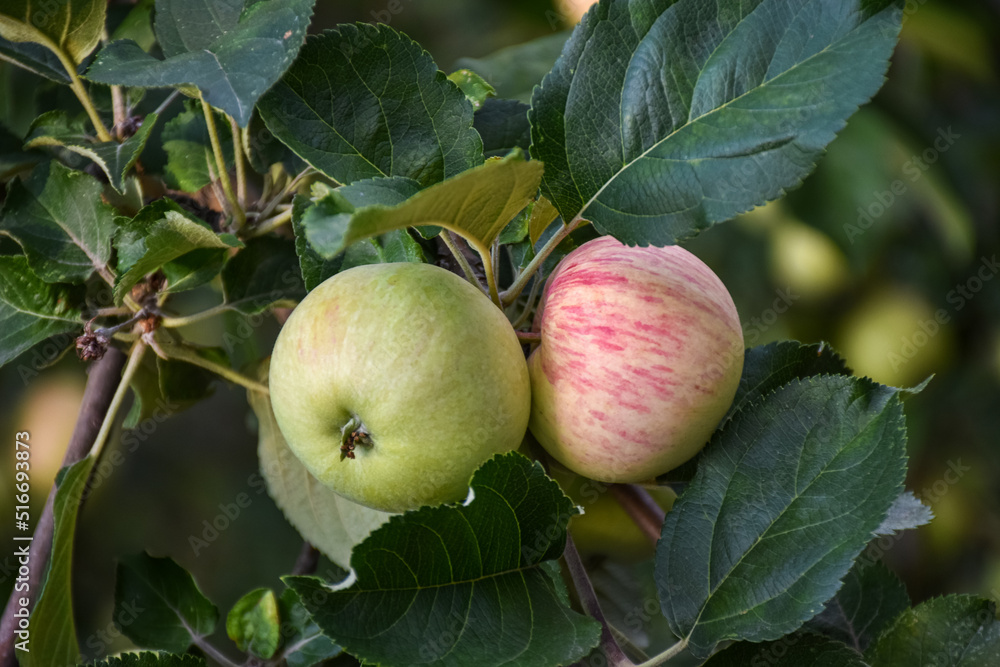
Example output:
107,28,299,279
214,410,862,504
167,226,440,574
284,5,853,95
528,236,743,483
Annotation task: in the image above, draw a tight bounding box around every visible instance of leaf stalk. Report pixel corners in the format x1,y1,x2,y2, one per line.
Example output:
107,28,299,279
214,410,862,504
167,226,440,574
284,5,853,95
199,96,245,229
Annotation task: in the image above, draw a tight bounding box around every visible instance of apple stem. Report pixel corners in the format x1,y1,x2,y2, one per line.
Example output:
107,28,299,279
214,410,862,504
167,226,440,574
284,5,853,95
340,416,373,461
500,217,581,307
562,534,634,667
610,484,666,546
515,331,541,343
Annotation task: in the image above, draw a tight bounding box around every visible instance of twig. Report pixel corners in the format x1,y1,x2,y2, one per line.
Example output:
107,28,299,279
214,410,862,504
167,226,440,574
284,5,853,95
440,231,487,293
151,335,269,394
516,331,541,344
609,485,666,546
501,218,580,306
110,86,127,140
0,347,127,667
634,637,689,667
229,116,247,211
200,95,245,229
292,542,320,576
247,207,293,238
562,535,632,667
510,274,542,330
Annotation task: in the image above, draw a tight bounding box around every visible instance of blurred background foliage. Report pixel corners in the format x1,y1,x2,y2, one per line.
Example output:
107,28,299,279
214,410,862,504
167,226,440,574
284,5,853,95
0,0,998,662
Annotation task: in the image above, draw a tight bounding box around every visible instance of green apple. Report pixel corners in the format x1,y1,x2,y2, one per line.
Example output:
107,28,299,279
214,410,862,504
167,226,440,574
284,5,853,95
550,466,676,562
269,262,531,513
529,236,744,483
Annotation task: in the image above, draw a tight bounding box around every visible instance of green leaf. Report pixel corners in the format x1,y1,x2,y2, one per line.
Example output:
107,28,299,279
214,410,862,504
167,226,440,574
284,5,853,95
285,453,602,667
447,68,495,110
0,123,44,180
0,35,70,82
113,553,219,653
160,248,227,293
527,195,559,247
806,560,910,653
278,588,341,667
221,236,305,314
656,375,908,658
157,348,225,408
454,32,570,103
161,102,233,193
0,0,106,66
85,0,315,126
474,98,531,159
109,0,156,52
530,0,904,245
291,194,341,292
703,632,869,666
24,110,158,192
19,457,95,667
0,255,81,369
227,588,280,659
84,652,206,667
867,595,1000,666
0,160,116,283
876,491,933,536
258,24,483,186
727,341,851,420
249,359,393,568
303,149,542,259
114,198,243,303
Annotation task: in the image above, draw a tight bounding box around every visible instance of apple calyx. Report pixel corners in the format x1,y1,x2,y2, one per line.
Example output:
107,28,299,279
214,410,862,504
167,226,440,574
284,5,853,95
339,416,373,461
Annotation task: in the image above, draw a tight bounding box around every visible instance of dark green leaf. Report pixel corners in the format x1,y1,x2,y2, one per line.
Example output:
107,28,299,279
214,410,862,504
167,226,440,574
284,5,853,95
285,453,601,667
727,341,851,420
227,588,280,659
160,247,227,293
474,98,531,159
530,0,904,245
122,353,163,429
703,632,869,666
160,102,233,193
258,24,483,186
291,194,341,292
0,160,116,283
0,0,106,65
113,553,219,653
447,68,495,110
113,198,242,303
454,32,570,103
657,375,907,658
24,110,158,192
244,107,304,175
221,236,305,314
84,651,206,667
876,491,933,536
867,595,1000,666
302,149,542,259
806,560,910,653
0,123,44,180
0,35,70,82
278,588,341,667
0,255,81,369
85,0,316,126
20,457,95,667
157,348,225,407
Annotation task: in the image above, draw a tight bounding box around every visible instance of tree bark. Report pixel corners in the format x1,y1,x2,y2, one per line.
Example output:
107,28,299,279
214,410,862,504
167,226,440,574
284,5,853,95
0,347,127,667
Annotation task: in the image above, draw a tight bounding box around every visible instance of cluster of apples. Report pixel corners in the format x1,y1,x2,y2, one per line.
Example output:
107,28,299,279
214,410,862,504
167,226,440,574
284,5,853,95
268,235,744,515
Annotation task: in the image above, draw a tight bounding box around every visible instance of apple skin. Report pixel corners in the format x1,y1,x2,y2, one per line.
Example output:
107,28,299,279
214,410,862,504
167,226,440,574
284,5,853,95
528,236,743,483
269,262,531,513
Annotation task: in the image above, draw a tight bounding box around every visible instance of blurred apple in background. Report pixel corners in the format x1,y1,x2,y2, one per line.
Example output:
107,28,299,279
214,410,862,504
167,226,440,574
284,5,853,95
835,285,954,388
549,465,675,562
769,219,851,300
